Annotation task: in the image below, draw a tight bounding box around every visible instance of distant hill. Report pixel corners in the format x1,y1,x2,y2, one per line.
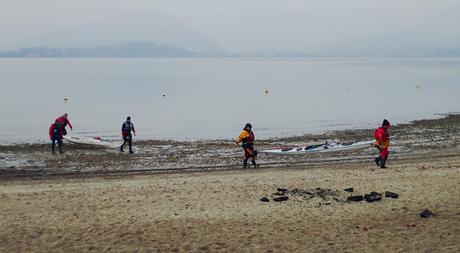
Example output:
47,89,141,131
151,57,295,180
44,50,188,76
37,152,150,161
0,42,207,58
2,41,460,58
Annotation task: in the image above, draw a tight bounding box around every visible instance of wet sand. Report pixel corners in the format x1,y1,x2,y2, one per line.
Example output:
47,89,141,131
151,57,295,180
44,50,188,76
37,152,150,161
1,115,459,252
1,114,459,178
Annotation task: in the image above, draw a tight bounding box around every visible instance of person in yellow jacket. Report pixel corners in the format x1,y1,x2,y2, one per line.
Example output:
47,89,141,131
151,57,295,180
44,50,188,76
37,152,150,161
236,123,258,168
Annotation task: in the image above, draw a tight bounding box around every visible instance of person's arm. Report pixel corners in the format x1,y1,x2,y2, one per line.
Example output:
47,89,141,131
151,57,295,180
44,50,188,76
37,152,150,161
66,119,73,130
374,130,386,148
132,123,136,136
236,131,247,144
49,125,54,140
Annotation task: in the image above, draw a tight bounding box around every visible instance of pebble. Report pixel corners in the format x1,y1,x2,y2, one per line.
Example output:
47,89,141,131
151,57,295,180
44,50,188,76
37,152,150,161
385,191,399,198
347,195,363,202
420,209,434,218
272,196,289,202
260,197,270,202
364,192,382,202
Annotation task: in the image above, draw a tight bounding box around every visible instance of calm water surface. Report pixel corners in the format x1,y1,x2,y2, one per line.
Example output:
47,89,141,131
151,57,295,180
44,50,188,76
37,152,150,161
0,58,459,143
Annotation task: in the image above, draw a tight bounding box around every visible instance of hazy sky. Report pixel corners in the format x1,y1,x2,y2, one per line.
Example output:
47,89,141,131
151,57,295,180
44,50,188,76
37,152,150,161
1,0,459,53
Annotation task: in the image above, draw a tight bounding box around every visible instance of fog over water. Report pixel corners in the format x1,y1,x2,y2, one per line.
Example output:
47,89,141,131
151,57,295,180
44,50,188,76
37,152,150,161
1,0,460,55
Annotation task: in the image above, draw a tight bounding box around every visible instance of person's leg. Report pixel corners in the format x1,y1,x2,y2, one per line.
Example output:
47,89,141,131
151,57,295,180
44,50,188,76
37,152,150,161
245,146,257,167
249,147,257,167
375,157,381,166
374,146,381,166
251,157,257,167
380,148,389,168
120,138,126,152
58,139,63,153
128,135,133,153
52,139,56,154
243,147,249,168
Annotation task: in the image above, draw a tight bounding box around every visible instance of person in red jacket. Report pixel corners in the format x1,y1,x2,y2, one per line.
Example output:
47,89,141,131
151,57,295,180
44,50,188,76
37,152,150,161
49,121,64,154
55,113,73,135
374,119,391,168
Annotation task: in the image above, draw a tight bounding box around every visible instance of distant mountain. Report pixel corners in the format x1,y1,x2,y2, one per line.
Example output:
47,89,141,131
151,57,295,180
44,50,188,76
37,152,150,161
0,11,226,56
2,41,459,58
246,47,460,58
0,42,208,58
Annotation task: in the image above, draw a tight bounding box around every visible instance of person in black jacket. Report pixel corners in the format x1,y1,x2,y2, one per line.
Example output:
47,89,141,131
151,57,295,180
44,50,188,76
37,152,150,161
49,121,64,154
120,116,136,153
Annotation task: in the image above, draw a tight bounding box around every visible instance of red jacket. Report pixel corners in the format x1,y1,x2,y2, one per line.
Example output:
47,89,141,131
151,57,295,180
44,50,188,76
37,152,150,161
55,117,72,129
49,124,63,140
374,127,389,148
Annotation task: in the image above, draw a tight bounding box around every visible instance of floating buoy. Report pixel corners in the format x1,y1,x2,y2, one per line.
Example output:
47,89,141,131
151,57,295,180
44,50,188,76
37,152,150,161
64,97,69,103
416,84,421,91
264,89,269,96
162,94,166,98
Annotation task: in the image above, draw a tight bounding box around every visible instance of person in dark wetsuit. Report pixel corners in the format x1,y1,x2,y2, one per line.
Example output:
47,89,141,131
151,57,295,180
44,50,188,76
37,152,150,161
236,123,258,168
49,121,64,154
120,116,136,153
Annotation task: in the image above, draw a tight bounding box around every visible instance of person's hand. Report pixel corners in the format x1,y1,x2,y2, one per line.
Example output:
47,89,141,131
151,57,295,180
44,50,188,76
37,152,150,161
235,141,239,145
134,132,136,137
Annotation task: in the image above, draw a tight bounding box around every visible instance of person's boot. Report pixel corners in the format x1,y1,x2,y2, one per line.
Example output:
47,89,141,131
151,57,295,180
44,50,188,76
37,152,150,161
120,146,124,152
129,150,134,154
252,160,259,168
380,160,387,169
374,157,381,167
243,160,248,168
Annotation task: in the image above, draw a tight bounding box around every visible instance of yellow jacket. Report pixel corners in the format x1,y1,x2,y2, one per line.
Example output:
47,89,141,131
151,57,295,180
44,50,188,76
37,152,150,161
236,130,254,144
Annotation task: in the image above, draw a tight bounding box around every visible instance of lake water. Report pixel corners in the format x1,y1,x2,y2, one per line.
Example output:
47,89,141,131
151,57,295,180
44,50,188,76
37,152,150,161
0,58,459,143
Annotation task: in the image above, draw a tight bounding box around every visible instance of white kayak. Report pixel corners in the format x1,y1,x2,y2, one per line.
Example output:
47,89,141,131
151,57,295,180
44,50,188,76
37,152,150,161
63,136,121,149
261,140,374,155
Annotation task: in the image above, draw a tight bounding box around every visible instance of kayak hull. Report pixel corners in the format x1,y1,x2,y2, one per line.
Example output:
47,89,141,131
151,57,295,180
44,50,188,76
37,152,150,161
63,136,121,149
261,141,374,155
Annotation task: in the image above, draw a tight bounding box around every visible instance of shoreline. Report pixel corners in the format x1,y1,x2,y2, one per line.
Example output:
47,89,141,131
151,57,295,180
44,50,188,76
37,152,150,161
1,112,459,146
0,114,459,179
1,112,458,146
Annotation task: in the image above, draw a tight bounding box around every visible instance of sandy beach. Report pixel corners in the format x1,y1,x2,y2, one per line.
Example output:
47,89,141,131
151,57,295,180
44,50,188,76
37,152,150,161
1,115,460,252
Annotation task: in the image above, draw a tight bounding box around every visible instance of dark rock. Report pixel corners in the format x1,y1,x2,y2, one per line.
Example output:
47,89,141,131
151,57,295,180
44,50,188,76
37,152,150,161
260,197,270,202
344,188,354,192
275,188,288,195
347,195,364,202
420,209,434,218
364,192,382,202
385,191,399,198
272,196,289,202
